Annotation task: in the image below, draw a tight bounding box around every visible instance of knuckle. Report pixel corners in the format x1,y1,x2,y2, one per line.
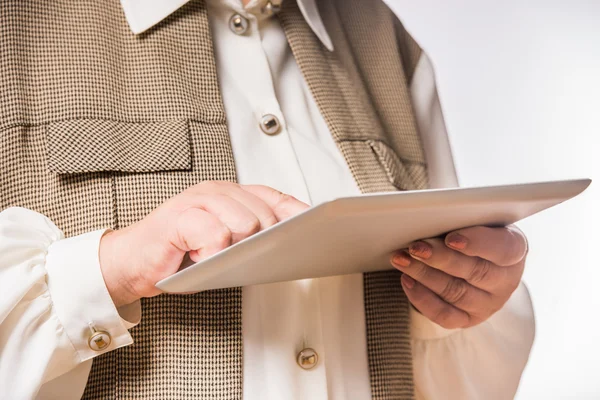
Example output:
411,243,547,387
276,192,294,205
440,278,469,305
432,307,458,329
468,258,492,285
237,217,261,237
213,226,232,248
262,214,279,228
413,263,430,281
201,180,219,188
197,180,225,192
272,191,298,214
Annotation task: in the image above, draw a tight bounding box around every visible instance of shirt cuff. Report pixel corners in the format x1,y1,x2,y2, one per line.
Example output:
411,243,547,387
45,229,140,361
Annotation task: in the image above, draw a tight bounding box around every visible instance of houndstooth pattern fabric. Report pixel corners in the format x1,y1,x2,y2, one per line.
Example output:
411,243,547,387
364,271,416,400
0,0,427,398
367,140,429,191
0,1,225,129
331,0,428,189
47,119,192,174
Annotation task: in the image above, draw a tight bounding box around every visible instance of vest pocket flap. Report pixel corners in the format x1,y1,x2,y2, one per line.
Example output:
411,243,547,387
47,119,191,174
367,139,428,191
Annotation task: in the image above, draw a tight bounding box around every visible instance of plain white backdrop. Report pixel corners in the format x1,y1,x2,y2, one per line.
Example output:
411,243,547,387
385,1,600,398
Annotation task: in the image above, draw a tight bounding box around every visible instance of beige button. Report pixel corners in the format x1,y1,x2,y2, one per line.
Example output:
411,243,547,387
261,1,281,16
260,114,281,135
229,14,249,35
88,329,111,351
297,348,318,370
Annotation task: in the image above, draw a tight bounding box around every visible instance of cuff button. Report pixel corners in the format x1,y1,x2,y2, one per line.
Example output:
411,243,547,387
88,329,111,351
297,348,319,370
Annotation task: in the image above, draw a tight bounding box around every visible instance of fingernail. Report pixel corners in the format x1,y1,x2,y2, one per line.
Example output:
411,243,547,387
446,233,468,250
392,252,412,268
401,274,415,289
409,241,432,259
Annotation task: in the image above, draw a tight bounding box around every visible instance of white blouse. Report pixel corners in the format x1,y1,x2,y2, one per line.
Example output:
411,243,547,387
0,0,535,399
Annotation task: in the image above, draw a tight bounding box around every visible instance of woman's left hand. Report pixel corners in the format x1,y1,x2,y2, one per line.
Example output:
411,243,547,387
391,225,528,329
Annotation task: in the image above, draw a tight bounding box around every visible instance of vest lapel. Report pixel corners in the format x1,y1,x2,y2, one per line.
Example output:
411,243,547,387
279,1,417,398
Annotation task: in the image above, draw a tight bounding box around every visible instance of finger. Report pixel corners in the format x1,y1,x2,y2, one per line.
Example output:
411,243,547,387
403,238,517,293
400,274,474,329
392,252,495,315
175,208,232,262
445,225,528,267
225,188,279,230
186,193,261,244
241,185,309,221
189,182,278,230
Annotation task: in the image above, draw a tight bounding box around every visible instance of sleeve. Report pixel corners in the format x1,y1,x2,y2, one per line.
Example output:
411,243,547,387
408,50,536,399
411,283,535,400
0,207,141,399
408,50,458,189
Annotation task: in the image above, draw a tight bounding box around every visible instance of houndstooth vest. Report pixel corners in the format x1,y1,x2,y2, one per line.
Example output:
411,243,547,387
0,0,428,398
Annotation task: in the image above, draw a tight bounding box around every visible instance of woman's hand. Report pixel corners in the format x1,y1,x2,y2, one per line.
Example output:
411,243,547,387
99,181,308,307
391,225,528,329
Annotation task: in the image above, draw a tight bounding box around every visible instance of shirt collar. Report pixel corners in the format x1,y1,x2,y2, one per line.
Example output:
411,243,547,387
120,0,334,51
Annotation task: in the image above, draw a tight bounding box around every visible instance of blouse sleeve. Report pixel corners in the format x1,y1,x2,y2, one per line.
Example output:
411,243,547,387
408,50,535,399
0,207,140,399
411,283,535,399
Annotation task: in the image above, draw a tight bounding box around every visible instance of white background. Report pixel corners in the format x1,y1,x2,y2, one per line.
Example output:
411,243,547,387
386,1,600,398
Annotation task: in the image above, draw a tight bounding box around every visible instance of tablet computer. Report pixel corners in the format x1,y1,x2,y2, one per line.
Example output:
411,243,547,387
156,179,590,293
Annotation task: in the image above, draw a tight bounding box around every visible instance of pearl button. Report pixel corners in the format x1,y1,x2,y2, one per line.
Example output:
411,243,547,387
260,114,281,135
297,348,318,370
88,329,111,351
229,14,249,35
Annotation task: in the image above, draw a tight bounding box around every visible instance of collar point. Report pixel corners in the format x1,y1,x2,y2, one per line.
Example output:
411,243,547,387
121,0,189,34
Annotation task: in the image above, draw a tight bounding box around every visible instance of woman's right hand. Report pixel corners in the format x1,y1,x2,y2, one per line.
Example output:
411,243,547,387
98,181,309,307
